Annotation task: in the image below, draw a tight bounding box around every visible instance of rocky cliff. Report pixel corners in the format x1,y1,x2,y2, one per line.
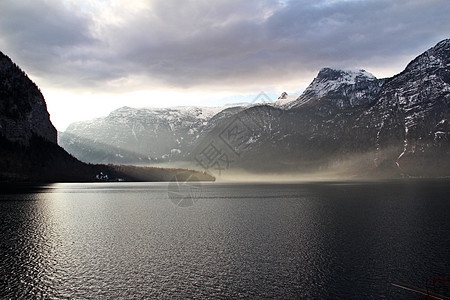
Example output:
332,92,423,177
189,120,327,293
0,52,56,144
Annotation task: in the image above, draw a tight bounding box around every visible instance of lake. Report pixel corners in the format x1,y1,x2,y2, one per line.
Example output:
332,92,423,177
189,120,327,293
0,181,449,299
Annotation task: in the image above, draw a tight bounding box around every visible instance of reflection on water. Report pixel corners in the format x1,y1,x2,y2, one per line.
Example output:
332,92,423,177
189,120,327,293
0,181,449,298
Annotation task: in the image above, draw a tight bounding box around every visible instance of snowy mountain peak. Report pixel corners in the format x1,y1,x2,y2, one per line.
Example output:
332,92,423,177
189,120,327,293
284,68,381,109
313,68,377,92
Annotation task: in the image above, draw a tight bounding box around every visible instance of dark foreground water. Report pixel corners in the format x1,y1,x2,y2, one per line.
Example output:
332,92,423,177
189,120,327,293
0,181,449,299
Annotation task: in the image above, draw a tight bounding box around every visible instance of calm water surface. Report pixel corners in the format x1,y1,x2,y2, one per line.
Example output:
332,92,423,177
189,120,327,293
0,181,449,299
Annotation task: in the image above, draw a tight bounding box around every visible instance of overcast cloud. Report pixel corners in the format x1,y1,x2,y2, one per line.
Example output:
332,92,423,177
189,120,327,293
0,0,449,92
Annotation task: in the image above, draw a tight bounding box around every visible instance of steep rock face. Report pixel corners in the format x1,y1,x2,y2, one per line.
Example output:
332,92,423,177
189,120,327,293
0,52,56,144
287,68,384,110
355,39,450,175
0,52,94,181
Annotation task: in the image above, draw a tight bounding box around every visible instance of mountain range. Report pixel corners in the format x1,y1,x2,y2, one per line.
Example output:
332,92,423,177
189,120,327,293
59,39,450,178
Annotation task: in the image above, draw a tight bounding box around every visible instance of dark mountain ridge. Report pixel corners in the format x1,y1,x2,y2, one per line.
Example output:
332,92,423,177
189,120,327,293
0,53,56,145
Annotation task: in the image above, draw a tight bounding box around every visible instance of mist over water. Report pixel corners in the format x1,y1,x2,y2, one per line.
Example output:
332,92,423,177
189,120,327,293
0,181,448,298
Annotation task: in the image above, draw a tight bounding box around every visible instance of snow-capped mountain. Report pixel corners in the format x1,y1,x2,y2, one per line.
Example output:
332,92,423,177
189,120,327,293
59,105,240,164
285,68,384,109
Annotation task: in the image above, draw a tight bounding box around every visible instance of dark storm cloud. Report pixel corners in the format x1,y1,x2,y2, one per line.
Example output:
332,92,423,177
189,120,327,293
0,0,449,91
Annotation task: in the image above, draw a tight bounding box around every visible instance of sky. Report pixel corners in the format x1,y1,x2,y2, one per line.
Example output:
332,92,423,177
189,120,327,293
0,0,449,131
